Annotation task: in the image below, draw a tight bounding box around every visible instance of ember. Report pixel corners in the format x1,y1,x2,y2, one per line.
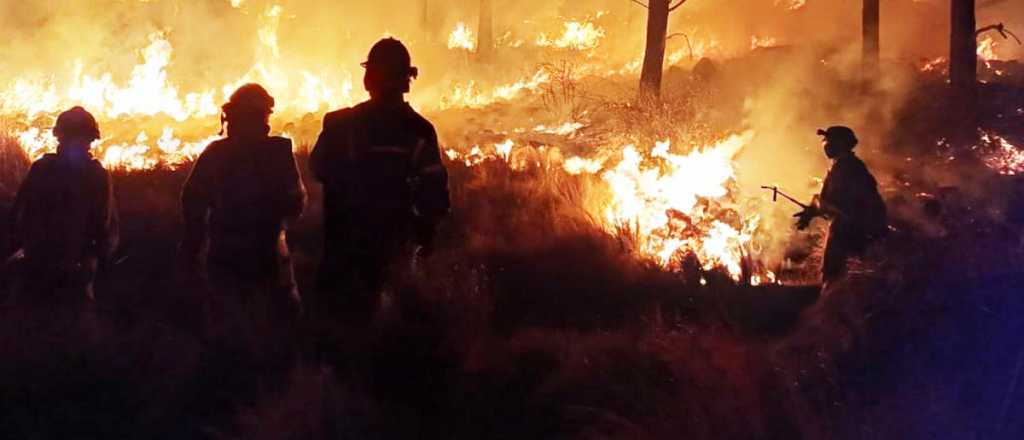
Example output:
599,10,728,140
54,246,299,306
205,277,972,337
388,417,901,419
978,131,1024,176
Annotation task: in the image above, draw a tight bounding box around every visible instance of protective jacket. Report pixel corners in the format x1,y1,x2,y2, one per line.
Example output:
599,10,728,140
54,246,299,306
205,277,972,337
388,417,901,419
181,135,305,284
819,152,886,280
310,99,449,273
8,151,118,301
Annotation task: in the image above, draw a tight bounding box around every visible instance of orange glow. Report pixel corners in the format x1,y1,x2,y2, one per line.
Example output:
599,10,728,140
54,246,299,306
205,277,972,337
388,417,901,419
445,130,771,280
978,37,999,62
979,131,1024,176
448,22,477,51
536,19,606,51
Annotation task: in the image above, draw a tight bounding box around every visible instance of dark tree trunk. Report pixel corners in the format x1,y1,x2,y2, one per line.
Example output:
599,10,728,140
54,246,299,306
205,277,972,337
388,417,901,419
639,0,670,98
950,0,977,92
420,0,430,31
419,0,435,37
478,0,494,60
950,0,978,139
862,0,880,79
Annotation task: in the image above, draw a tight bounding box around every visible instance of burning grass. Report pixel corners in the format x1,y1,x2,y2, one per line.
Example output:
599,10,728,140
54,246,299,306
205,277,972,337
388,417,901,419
0,129,31,201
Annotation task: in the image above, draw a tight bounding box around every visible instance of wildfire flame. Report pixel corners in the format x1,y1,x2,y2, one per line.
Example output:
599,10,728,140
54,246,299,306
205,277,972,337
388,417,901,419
448,22,477,51
919,56,948,74
750,35,779,50
446,131,769,281
536,20,606,51
978,131,1024,176
1,5,357,170
0,8,757,171
438,68,551,110
599,133,758,277
978,36,1000,62
0,5,802,280
3,33,219,122
774,0,807,11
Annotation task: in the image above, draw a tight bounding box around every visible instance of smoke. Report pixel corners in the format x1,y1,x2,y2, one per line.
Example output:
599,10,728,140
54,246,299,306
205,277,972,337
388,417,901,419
2,0,1017,112
0,1,249,86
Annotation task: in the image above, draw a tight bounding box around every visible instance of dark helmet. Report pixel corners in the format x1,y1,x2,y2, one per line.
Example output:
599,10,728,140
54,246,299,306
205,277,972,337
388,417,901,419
362,38,419,80
223,83,275,116
816,126,858,149
53,106,100,142
221,84,275,136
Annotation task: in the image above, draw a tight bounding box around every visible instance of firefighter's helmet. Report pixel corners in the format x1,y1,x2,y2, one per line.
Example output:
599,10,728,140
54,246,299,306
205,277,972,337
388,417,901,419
361,38,419,80
53,106,100,142
816,126,858,149
223,83,275,116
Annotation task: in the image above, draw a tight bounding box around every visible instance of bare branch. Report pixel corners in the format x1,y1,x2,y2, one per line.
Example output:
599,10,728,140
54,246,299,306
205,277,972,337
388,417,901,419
976,23,1005,37
668,0,688,12
977,22,1023,45
630,0,649,9
1007,29,1024,46
667,33,695,59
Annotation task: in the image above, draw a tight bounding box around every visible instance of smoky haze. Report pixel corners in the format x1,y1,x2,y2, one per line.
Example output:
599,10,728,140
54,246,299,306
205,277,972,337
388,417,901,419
6,0,1019,94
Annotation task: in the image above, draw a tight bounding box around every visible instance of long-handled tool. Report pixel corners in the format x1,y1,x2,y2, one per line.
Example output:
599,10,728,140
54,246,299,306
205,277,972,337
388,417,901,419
760,185,809,209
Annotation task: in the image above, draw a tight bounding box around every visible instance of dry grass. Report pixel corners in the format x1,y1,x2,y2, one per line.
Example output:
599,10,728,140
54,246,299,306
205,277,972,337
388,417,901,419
0,129,31,201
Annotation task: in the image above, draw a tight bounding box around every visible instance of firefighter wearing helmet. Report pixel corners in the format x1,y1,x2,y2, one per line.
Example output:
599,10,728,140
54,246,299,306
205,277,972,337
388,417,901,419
7,106,118,336
794,126,887,284
180,84,306,360
310,38,450,327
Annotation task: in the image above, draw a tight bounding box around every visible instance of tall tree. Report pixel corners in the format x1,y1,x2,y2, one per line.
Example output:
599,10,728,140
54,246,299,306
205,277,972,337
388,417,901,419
635,0,690,98
420,0,430,31
478,0,495,60
863,0,880,78
950,0,977,136
950,0,977,92
419,0,435,36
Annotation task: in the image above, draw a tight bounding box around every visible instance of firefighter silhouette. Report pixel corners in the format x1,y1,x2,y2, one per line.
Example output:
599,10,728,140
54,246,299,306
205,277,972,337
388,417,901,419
180,84,306,359
310,38,450,326
6,106,118,337
794,126,887,283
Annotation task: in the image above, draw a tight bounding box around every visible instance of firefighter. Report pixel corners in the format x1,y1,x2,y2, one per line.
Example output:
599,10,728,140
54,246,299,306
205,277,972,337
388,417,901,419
309,38,450,326
180,84,306,360
794,126,887,284
6,106,118,337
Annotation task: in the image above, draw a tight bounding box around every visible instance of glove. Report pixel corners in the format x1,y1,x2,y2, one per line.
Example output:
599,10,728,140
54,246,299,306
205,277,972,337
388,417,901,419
793,206,820,230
